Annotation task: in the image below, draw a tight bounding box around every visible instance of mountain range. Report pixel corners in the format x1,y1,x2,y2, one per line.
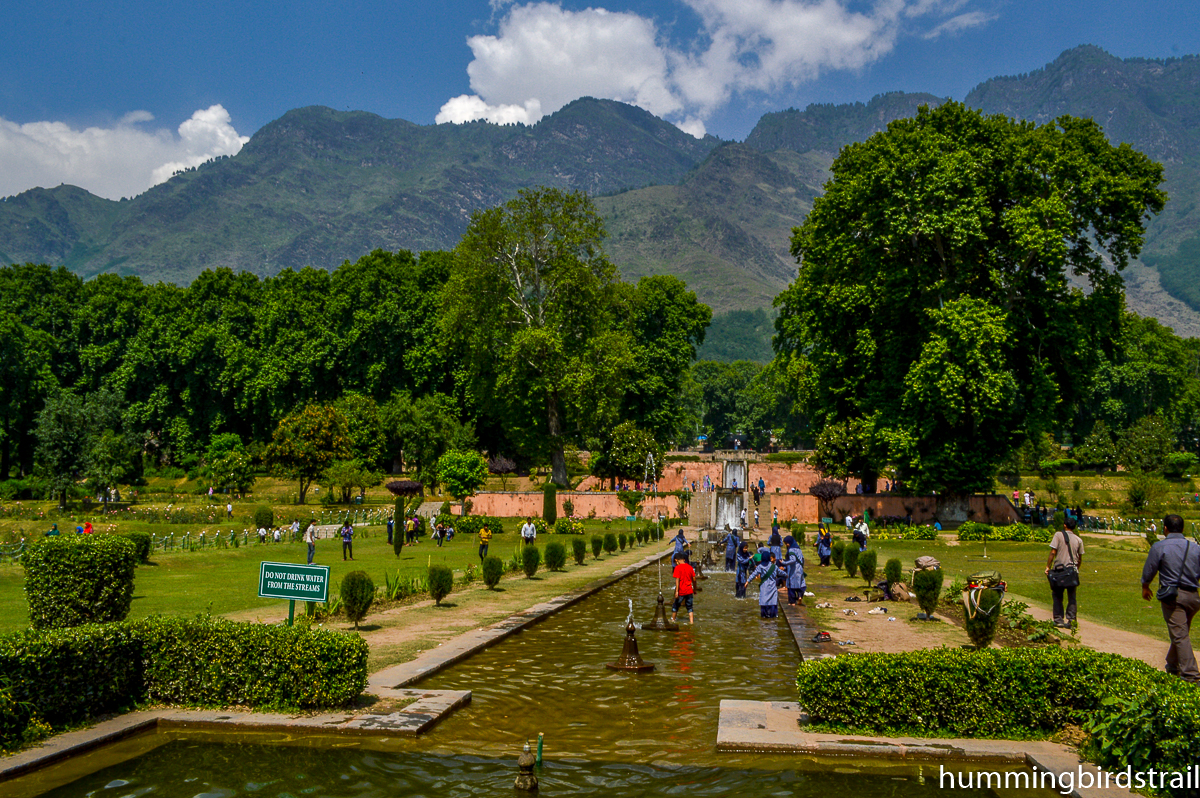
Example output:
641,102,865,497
3,44,1200,360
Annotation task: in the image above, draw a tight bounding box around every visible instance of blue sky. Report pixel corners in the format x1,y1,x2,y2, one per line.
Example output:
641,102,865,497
2,0,1198,199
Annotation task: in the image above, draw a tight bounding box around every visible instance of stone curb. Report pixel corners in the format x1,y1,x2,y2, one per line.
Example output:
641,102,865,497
716,700,1134,798
368,545,672,690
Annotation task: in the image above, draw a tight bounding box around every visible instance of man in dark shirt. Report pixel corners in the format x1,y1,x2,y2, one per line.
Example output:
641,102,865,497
1142,513,1200,682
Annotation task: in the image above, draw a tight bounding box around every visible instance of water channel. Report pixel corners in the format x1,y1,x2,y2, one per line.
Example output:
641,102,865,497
9,563,1055,798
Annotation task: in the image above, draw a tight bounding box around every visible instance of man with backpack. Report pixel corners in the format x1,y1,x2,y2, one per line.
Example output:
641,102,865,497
1046,516,1084,628
1142,514,1200,682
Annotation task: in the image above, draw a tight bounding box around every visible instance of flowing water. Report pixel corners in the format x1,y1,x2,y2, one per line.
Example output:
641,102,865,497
9,566,1056,798
714,494,743,531
723,462,745,489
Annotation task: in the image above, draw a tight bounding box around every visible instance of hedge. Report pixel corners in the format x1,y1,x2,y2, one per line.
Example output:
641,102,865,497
23,536,138,629
870,525,938,541
122,532,152,563
454,515,506,538
957,521,1052,542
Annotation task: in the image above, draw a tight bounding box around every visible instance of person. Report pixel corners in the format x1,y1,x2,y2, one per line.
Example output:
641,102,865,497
747,550,780,618
852,520,868,552
1046,516,1084,627
758,476,766,495
478,523,492,562
670,553,696,625
739,508,747,528
45,523,60,536
735,542,753,598
816,523,832,566
258,526,267,543
782,535,806,605
768,527,784,585
75,526,84,535
671,528,690,563
226,502,233,518
405,515,415,544
732,478,738,490
844,514,854,532
772,508,778,523
291,518,299,540
387,515,395,545
751,484,760,506
303,521,316,564
340,520,354,561
721,524,740,572
521,516,537,545
1141,514,1200,682
272,527,282,543
83,521,93,535
1148,520,1158,541
753,508,760,528
1012,488,1019,505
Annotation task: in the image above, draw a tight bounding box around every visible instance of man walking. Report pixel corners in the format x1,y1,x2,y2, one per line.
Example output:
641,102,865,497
340,520,354,561
303,520,316,564
521,516,537,546
1142,514,1200,682
1046,516,1084,627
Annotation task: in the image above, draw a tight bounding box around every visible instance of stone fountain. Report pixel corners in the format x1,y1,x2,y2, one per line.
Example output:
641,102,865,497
606,600,655,672
642,592,679,631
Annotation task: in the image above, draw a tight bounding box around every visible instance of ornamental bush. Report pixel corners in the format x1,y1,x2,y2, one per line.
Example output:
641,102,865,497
591,535,603,559
455,515,506,538
913,567,944,617
542,482,557,524
618,533,627,551
964,587,1004,649
340,571,375,629
482,556,504,589
554,517,583,535
522,545,541,578
544,541,567,571
858,550,877,585
122,532,152,563
603,533,619,554
957,521,1051,543
831,540,845,569
884,558,903,586
428,565,454,604
843,546,860,578
572,537,587,564
23,536,138,629
253,506,274,530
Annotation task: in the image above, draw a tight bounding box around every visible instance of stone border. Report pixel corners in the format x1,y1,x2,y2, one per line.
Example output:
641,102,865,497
369,546,672,690
717,701,1134,798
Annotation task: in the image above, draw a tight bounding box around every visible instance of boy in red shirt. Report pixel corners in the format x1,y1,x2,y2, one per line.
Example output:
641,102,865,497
670,553,696,625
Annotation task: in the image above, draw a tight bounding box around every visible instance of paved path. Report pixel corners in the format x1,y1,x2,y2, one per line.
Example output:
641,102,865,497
1007,593,1166,669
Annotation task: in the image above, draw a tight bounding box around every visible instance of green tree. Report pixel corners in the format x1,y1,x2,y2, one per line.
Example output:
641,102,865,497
0,312,54,478
1118,414,1175,474
265,404,352,503
324,459,381,503
437,449,488,511
443,187,622,486
775,102,1166,493
381,391,474,491
590,421,664,487
1076,421,1118,470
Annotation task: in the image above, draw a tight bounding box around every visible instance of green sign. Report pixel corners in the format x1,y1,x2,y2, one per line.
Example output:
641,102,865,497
258,561,329,602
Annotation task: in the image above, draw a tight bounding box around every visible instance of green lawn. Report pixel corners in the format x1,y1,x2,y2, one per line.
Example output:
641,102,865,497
0,529,573,634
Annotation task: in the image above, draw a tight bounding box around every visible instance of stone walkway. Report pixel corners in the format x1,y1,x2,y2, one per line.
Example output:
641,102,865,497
1007,593,1166,668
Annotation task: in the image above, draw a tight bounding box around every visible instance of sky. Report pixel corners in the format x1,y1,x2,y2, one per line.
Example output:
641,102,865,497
2,0,1199,201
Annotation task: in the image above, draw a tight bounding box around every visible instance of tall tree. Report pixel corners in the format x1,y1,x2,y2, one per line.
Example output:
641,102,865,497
775,102,1166,493
265,404,351,503
443,187,620,486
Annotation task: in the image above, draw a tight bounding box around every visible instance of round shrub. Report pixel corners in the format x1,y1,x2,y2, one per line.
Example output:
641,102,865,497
964,587,1004,649
831,540,846,569
858,549,878,585
340,571,375,629
572,537,587,565
544,541,567,571
913,567,945,618
482,555,505,589
122,532,152,564
618,533,627,551
428,565,454,604
885,558,903,586
843,546,860,578
23,536,138,629
603,532,618,554
591,535,603,559
253,506,274,530
522,545,541,578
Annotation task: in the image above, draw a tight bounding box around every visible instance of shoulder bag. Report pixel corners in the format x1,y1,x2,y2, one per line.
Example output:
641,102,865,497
1047,529,1080,589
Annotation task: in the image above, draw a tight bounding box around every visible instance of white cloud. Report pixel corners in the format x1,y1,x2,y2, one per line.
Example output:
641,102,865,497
0,104,248,200
438,0,998,135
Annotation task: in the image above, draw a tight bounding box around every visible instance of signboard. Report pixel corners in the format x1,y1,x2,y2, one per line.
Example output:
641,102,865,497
258,561,329,602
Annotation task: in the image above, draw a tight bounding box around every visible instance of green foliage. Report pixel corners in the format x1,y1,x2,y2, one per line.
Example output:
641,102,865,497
453,515,505,538
572,537,587,565
1163,451,1198,479
617,490,644,517
542,482,557,524
1127,471,1169,513
554,517,583,535
795,647,1167,739
544,541,567,571
618,533,627,551
428,565,454,604
884,558,902,585
266,404,352,504
437,449,488,502
591,535,603,558
23,536,138,630
253,506,274,530
0,686,32,752
963,587,1004,649
590,421,664,483
522,545,541,578
812,418,886,483
122,532,152,564
482,556,505,589
858,549,877,585
831,540,845,570
775,101,1166,494
957,522,1052,542
1084,674,1200,783
339,571,375,629
913,568,945,617
869,525,940,541
603,532,619,554
843,546,860,578
323,459,381,503
1076,421,1119,470
1118,414,1175,474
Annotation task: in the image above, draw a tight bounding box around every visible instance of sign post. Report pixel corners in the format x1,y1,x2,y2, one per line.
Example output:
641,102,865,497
258,561,329,626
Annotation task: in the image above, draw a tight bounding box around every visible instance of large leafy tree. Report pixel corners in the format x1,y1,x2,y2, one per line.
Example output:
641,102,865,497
775,102,1166,493
266,404,352,503
443,187,622,486
437,449,489,510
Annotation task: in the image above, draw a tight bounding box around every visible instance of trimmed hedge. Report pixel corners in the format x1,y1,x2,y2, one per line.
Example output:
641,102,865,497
542,482,557,523
454,515,506,538
957,521,1052,542
428,565,454,604
603,533,618,554
796,647,1165,738
122,532,152,563
340,571,375,628
871,525,938,541
253,506,274,530
23,536,138,629
572,537,587,565
591,535,603,559
482,555,505,589
544,541,567,571
522,545,541,578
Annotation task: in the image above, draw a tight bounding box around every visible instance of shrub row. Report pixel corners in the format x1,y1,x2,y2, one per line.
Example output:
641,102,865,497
870,525,938,541
453,515,506,538
23,536,139,630
0,616,368,749
957,521,1052,542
